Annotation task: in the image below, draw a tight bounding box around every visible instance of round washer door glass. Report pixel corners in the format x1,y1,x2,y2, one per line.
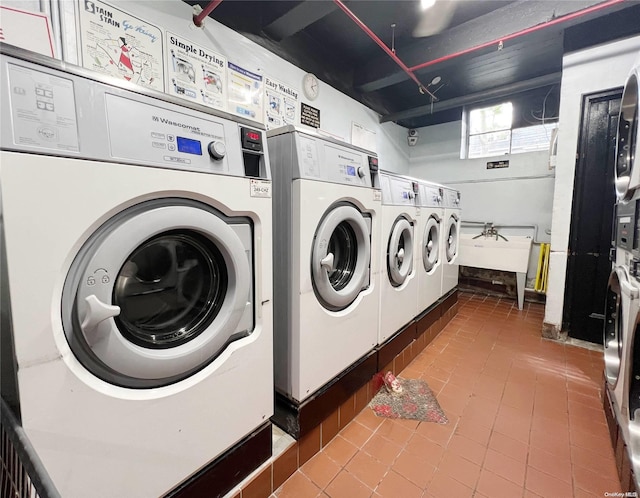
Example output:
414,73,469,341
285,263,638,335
61,199,253,388
113,231,227,348
423,215,440,272
387,217,413,286
312,204,371,311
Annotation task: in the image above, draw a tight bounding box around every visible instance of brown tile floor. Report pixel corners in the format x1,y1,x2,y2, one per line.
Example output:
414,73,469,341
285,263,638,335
273,293,621,497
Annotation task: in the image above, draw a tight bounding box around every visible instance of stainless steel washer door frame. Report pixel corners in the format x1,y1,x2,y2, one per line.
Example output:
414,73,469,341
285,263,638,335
604,267,626,388
616,70,639,201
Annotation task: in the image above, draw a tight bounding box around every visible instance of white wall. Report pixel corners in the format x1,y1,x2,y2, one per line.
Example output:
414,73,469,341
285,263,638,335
408,120,554,284
49,0,409,174
545,36,640,330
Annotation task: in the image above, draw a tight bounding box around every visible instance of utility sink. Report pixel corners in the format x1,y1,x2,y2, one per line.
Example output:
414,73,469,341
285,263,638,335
458,234,533,309
458,234,532,273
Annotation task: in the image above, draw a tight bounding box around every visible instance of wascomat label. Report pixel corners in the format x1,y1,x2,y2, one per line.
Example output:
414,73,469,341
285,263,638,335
250,179,271,198
8,64,79,151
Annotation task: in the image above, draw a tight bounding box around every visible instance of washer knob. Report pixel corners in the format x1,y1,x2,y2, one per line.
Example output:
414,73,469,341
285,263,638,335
357,167,365,178
208,141,226,160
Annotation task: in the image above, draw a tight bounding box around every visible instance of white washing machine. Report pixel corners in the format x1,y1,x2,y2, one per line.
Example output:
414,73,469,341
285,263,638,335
417,181,444,315
615,54,640,487
378,171,419,344
441,187,462,296
0,47,273,497
268,126,380,403
604,265,636,449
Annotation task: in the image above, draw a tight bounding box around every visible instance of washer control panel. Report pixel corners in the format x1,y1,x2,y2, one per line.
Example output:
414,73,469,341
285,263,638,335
1,53,269,179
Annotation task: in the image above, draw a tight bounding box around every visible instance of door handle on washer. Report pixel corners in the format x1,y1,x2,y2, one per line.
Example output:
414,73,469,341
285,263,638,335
80,294,121,342
320,253,335,272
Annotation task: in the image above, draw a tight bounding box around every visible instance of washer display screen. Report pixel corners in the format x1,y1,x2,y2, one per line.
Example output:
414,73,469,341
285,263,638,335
177,136,202,155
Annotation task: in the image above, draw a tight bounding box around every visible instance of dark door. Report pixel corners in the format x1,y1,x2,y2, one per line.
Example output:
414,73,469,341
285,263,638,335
564,89,622,343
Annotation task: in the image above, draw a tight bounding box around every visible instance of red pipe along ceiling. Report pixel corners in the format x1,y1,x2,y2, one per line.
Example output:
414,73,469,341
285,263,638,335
193,0,224,27
332,0,626,98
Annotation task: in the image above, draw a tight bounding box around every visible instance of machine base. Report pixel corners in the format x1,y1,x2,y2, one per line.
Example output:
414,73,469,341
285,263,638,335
165,421,272,498
273,351,377,440
377,321,417,371
604,378,638,494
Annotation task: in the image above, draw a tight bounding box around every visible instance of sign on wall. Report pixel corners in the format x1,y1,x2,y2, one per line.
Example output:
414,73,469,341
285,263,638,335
301,102,320,128
487,160,510,169
78,0,164,91
165,32,226,111
227,62,263,121
351,121,376,153
264,76,299,130
0,5,56,57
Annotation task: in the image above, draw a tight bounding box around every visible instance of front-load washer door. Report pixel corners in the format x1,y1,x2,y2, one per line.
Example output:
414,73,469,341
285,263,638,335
387,216,414,287
423,215,440,273
61,198,253,388
311,203,371,311
616,70,638,201
604,267,626,388
445,214,459,263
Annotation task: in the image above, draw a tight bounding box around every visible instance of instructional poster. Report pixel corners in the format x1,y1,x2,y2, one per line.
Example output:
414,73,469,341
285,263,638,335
227,62,263,122
78,0,163,91
264,76,299,130
165,32,226,111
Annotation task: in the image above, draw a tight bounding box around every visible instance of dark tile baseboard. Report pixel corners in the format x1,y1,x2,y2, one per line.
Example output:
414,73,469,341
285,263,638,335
165,421,272,498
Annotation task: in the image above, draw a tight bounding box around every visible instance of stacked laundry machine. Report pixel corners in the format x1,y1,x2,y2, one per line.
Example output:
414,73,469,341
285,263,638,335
609,53,640,488
378,171,419,344
267,126,380,416
0,45,273,497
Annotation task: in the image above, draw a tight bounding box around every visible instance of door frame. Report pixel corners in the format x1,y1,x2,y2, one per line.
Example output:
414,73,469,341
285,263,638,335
563,87,623,334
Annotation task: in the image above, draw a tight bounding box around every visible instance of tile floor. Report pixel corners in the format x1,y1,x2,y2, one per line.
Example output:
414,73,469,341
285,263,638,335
273,293,621,497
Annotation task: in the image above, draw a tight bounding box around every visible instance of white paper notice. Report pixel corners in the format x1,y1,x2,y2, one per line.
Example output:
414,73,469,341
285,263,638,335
227,62,263,122
7,64,79,152
78,0,163,91
165,32,227,111
0,6,55,57
264,76,299,130
351,122,377,153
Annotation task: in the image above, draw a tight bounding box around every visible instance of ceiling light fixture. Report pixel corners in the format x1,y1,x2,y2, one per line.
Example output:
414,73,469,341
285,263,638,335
421,0,436,10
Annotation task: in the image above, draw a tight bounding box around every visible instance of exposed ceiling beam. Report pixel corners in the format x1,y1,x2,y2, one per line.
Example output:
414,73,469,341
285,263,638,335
381,72,562,124
263,1,338,41
356,0,628,94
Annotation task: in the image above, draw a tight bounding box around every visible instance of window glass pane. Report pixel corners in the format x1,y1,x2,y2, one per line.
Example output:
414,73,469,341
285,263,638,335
469,102,513,134
511,123,558,154
468,130,511,158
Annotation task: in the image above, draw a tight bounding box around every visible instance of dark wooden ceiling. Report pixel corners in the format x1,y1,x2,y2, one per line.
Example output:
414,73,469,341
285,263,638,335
188,0,640,129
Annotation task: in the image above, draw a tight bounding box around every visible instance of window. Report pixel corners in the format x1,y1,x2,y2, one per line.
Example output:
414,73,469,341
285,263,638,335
466,102,558,159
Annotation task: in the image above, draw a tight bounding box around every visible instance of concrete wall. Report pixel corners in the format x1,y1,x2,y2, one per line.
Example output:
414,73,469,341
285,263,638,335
544,36,640,331
408,120,554,284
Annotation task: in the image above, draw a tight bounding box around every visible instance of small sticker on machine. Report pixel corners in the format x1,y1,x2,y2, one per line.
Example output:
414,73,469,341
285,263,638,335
620,217,632,223
250,179,272,198
373,190,382,201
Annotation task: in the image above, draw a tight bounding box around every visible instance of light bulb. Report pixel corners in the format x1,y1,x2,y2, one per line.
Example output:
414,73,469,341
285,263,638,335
421,0,436,10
